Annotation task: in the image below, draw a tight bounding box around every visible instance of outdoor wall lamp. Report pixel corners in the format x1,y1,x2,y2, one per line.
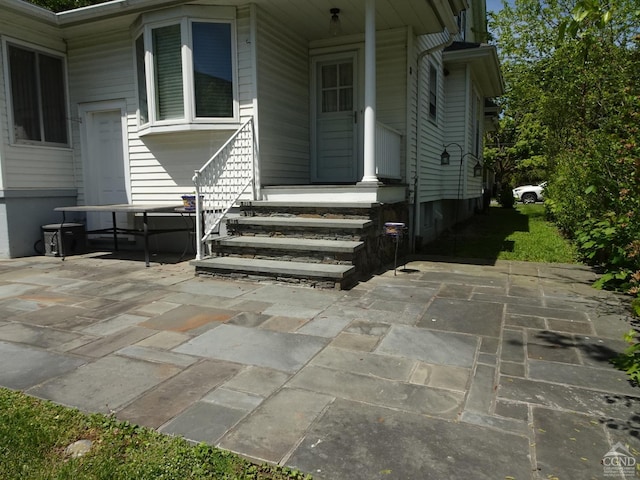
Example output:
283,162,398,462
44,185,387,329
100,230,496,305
329,8,342,36
473,160,483,177
440,144,481,176
440,148,451,165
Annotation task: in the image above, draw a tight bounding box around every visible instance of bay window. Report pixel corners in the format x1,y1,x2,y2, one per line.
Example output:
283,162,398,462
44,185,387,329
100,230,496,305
135,13,237,129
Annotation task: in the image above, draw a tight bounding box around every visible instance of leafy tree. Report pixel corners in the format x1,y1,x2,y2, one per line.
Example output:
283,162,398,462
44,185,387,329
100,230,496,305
484,114,546,188
490,0,640,298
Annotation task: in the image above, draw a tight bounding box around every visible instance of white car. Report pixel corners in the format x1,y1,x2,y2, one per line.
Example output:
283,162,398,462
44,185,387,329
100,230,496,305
513,181,547,204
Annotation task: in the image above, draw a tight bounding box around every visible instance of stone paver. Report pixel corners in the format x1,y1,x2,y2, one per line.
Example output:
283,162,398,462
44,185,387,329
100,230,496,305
288,399,532,480
219,388,334,463
0,340,86,389
201,387,264,410
418,298,504,337
288,365,464,418
140,305,237,332
162,401,248,444
174,324,328,373
28,355,181,413
117,360,239,428
310,346,415,381
533,407,612,479
0,255,637,479
0,322,88,349
376,324,478,367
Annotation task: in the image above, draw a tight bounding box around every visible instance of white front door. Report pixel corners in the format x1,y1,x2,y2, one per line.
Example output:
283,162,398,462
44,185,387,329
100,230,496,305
81,105,129,231
312,53,358,183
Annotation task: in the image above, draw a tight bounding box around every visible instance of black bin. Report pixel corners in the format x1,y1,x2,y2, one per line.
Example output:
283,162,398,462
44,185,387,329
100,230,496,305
42,223,86,257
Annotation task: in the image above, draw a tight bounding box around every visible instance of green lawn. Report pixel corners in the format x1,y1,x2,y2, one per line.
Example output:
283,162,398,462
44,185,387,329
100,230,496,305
425,204,577,263
0,388,310,480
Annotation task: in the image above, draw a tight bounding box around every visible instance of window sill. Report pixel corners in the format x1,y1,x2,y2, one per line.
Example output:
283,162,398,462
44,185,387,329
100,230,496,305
10,141,72,151
137,122,242,137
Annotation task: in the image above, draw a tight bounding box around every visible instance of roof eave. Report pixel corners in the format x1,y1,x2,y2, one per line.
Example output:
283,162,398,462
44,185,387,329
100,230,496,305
55,0,190,27
0,0,57,25
443,44,505,97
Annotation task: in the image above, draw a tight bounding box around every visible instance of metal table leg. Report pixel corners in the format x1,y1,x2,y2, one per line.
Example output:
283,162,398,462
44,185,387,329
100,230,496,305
60,211,66,262
112,211,118,251
143,212,149,267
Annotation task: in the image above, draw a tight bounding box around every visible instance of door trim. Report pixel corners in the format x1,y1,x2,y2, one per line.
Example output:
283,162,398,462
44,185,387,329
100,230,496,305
311,51,361,183
78,100,131,206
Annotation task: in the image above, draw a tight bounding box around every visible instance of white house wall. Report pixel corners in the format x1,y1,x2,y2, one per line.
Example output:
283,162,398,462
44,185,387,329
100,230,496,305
254,5,309,185
0,9,74,190
414,32,447,204
443,63,468,199
66,27,130,206
376,28,408,182
65,5,255,205
0,9,77,257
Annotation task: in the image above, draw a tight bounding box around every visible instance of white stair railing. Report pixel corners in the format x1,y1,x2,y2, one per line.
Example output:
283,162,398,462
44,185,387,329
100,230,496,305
376,122,402,179
193,117,258,260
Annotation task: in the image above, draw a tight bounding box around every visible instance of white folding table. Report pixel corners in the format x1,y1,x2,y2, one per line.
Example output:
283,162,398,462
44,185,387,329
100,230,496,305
54,203,185,267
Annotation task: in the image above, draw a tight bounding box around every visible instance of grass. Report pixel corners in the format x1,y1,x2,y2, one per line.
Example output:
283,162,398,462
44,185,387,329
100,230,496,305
0,388,311,480
425,204,577,263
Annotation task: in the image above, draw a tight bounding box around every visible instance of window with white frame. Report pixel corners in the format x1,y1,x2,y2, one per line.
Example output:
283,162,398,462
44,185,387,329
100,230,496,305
6,42,68,146
135,14,237,128
428,63,438,122
456,11,467,41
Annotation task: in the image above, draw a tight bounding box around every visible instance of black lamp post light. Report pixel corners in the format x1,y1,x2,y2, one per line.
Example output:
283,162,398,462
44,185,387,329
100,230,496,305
440,146,482,177
440,143,483,255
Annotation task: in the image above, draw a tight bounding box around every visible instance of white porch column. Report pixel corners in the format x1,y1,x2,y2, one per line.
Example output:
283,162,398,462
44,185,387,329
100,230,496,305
360,0,379,184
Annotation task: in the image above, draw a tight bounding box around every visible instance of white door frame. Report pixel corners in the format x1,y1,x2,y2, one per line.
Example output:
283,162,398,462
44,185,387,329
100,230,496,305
311,50,363,183
78,100,131,206
78,100,130,233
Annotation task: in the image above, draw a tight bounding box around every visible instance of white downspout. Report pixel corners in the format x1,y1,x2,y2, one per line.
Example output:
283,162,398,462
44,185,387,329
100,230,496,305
411,31,454,252
360,0,379,184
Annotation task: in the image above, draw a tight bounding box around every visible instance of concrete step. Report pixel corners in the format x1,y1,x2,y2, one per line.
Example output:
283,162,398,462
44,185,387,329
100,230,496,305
192,257,356,289
228,216,372,229
242,201,379,209
213,236,364,253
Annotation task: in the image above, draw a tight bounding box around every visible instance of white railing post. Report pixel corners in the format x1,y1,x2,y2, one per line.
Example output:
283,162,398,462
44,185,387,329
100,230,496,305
375,122,402,179
251,118,260,201
193,169,203,260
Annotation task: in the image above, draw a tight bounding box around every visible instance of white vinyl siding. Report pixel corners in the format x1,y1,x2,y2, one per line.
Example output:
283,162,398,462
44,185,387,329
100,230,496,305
64,6,254,205
0,10,73,190
376,28,408,182
443,64,467,199
413,32,447,204
254,6,309,185
66,28,133,205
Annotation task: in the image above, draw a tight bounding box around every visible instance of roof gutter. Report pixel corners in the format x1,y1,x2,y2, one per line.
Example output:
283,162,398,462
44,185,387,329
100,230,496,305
0,0,57,24
55,0,189,26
